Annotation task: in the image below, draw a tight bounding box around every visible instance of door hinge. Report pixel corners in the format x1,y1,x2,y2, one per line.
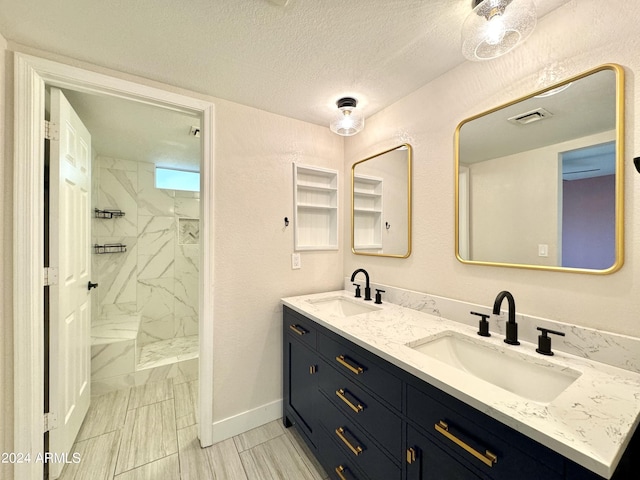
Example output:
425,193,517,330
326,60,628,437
44,412,58,433
44,267,59,286
44,120,59,141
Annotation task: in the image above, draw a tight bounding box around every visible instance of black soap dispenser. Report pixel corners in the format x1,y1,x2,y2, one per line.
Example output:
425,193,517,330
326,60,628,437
471,311,491,337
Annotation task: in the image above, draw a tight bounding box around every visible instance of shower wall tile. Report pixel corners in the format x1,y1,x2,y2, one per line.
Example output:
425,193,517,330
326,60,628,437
139,317,175,344
95,237,138,308
138,278,175,320
91,340,136,380
175,197,200,218
138,277,176,345
94,167,138,237
97,156,138,172
138,216,175,280
137,162,175,216
175,316,199,337
98,302,137,319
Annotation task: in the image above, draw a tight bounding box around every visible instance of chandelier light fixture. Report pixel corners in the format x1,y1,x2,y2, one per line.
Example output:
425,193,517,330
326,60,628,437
329,97,364,136
461,0,537,61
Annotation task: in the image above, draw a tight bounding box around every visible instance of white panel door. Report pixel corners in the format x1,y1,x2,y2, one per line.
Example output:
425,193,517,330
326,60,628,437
49,88,92,479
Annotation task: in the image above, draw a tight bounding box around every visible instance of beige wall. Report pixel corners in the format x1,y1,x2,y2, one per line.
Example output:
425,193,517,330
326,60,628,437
1,42,343,475
344,0,640,338
1,29,14,480
468,130,616,266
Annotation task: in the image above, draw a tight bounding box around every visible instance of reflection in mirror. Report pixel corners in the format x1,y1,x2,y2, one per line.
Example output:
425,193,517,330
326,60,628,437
352,144,412,258
455,64,624,273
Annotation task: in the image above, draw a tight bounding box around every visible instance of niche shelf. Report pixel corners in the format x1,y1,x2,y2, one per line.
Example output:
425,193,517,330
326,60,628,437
353,174,383,250
293,163,338,251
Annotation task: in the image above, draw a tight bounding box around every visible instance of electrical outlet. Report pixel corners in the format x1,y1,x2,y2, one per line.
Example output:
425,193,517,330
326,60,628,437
291,253,301,269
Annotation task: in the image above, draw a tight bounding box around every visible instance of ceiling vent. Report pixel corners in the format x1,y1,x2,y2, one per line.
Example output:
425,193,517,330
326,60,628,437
507,107,553,125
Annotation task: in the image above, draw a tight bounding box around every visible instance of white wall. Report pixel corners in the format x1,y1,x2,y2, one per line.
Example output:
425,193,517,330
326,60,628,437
344,0,640,338
0,29,14,480
1,42,344,469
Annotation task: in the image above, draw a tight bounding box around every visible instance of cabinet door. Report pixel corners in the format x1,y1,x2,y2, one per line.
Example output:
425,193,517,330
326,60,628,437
407,426,485,480
286,334,318,442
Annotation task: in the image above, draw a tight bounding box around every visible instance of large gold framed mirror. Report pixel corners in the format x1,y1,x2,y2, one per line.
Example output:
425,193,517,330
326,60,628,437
455,64,624,273
352,144,412,258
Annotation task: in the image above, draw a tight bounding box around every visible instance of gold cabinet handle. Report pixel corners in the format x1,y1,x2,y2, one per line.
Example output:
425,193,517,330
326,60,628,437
406,447,416,464
335,427,363,456
289,324,307,335
336,389,364,413
434,421,498,468
335,465,348,480
335,355,364,375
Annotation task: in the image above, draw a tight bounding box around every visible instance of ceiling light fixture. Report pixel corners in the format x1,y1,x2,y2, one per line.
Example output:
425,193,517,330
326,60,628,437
461,0,536,61
329,97,364,136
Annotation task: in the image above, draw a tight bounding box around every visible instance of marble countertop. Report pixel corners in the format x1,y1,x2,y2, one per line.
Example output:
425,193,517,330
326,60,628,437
282,290,640,479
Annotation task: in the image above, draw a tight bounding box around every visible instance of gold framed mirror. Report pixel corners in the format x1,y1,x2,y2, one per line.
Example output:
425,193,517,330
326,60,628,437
455,64,624,273
352,144,412,258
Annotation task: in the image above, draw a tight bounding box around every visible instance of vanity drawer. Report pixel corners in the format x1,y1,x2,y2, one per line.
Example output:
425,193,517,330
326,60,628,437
318,332,402,409
284,306,317,349
318,358,402,458
318,427,369,480
320,398,400,480
406,384,563,480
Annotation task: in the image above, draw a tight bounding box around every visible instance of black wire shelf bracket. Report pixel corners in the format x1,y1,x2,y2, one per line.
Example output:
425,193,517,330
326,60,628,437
94,243,127,254
95,208,126,219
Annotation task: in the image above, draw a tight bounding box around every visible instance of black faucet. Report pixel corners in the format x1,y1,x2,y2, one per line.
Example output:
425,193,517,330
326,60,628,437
350,269,372,301
492,291,520,345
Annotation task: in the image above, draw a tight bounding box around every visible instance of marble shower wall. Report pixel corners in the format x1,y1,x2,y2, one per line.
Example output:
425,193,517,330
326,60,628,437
92,156,200,345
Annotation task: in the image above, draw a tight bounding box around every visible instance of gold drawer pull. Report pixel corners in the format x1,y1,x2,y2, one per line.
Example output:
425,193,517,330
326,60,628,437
335,427,363,456
289,324,307,335
336,389,364,413
336,355,364,375
406,447,416,464
335,465,348,480
435,421,497,468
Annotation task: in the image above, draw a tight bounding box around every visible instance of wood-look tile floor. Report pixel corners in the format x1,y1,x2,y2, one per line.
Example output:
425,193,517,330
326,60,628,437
59,378,328,480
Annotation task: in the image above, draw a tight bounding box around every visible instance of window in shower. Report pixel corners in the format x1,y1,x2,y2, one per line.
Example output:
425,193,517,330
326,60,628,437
155,167,200,192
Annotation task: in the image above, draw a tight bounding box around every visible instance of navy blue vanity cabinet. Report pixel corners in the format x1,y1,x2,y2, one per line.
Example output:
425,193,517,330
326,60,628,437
318,426,370,480
406,425,485,480
283,306,319,448
316,330,403,479
406,382,564,480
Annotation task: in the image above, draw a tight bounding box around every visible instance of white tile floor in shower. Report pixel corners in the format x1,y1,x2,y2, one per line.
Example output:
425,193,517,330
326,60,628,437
58,378,329,480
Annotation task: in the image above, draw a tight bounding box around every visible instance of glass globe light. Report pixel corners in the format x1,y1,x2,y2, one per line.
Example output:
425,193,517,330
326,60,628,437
461,0,537,61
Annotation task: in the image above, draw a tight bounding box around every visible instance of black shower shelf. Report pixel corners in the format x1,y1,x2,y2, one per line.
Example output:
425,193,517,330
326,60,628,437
94,243,127,254
95,208,126,219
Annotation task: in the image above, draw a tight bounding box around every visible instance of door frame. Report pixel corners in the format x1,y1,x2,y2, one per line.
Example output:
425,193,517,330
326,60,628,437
13,52,215,480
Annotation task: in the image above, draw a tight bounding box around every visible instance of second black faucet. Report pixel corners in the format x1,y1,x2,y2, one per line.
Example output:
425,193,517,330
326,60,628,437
351,268,372,301
493,290,520,345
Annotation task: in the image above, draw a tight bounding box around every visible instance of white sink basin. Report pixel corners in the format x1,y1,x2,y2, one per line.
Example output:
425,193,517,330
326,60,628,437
307,296,381,317
407,331,581,403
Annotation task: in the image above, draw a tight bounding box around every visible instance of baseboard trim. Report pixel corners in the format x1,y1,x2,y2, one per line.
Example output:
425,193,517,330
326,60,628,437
211,398,283,444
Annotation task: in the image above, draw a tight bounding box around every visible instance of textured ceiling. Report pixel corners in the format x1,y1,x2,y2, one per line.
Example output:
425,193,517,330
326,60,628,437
1,0,570,127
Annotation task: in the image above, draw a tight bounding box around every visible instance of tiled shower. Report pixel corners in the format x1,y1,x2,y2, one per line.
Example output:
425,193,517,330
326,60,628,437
90,156,199,395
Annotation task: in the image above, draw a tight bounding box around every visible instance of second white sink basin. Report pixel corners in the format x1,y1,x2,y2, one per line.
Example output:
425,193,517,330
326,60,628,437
407,331,581,403
307,296,381,317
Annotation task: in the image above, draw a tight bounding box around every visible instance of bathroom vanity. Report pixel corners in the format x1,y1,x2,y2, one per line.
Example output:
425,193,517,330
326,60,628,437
282,291,640,480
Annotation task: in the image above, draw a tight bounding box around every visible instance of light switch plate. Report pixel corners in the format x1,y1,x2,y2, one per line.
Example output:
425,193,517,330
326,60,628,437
538,244,549,257
291,253,301,269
